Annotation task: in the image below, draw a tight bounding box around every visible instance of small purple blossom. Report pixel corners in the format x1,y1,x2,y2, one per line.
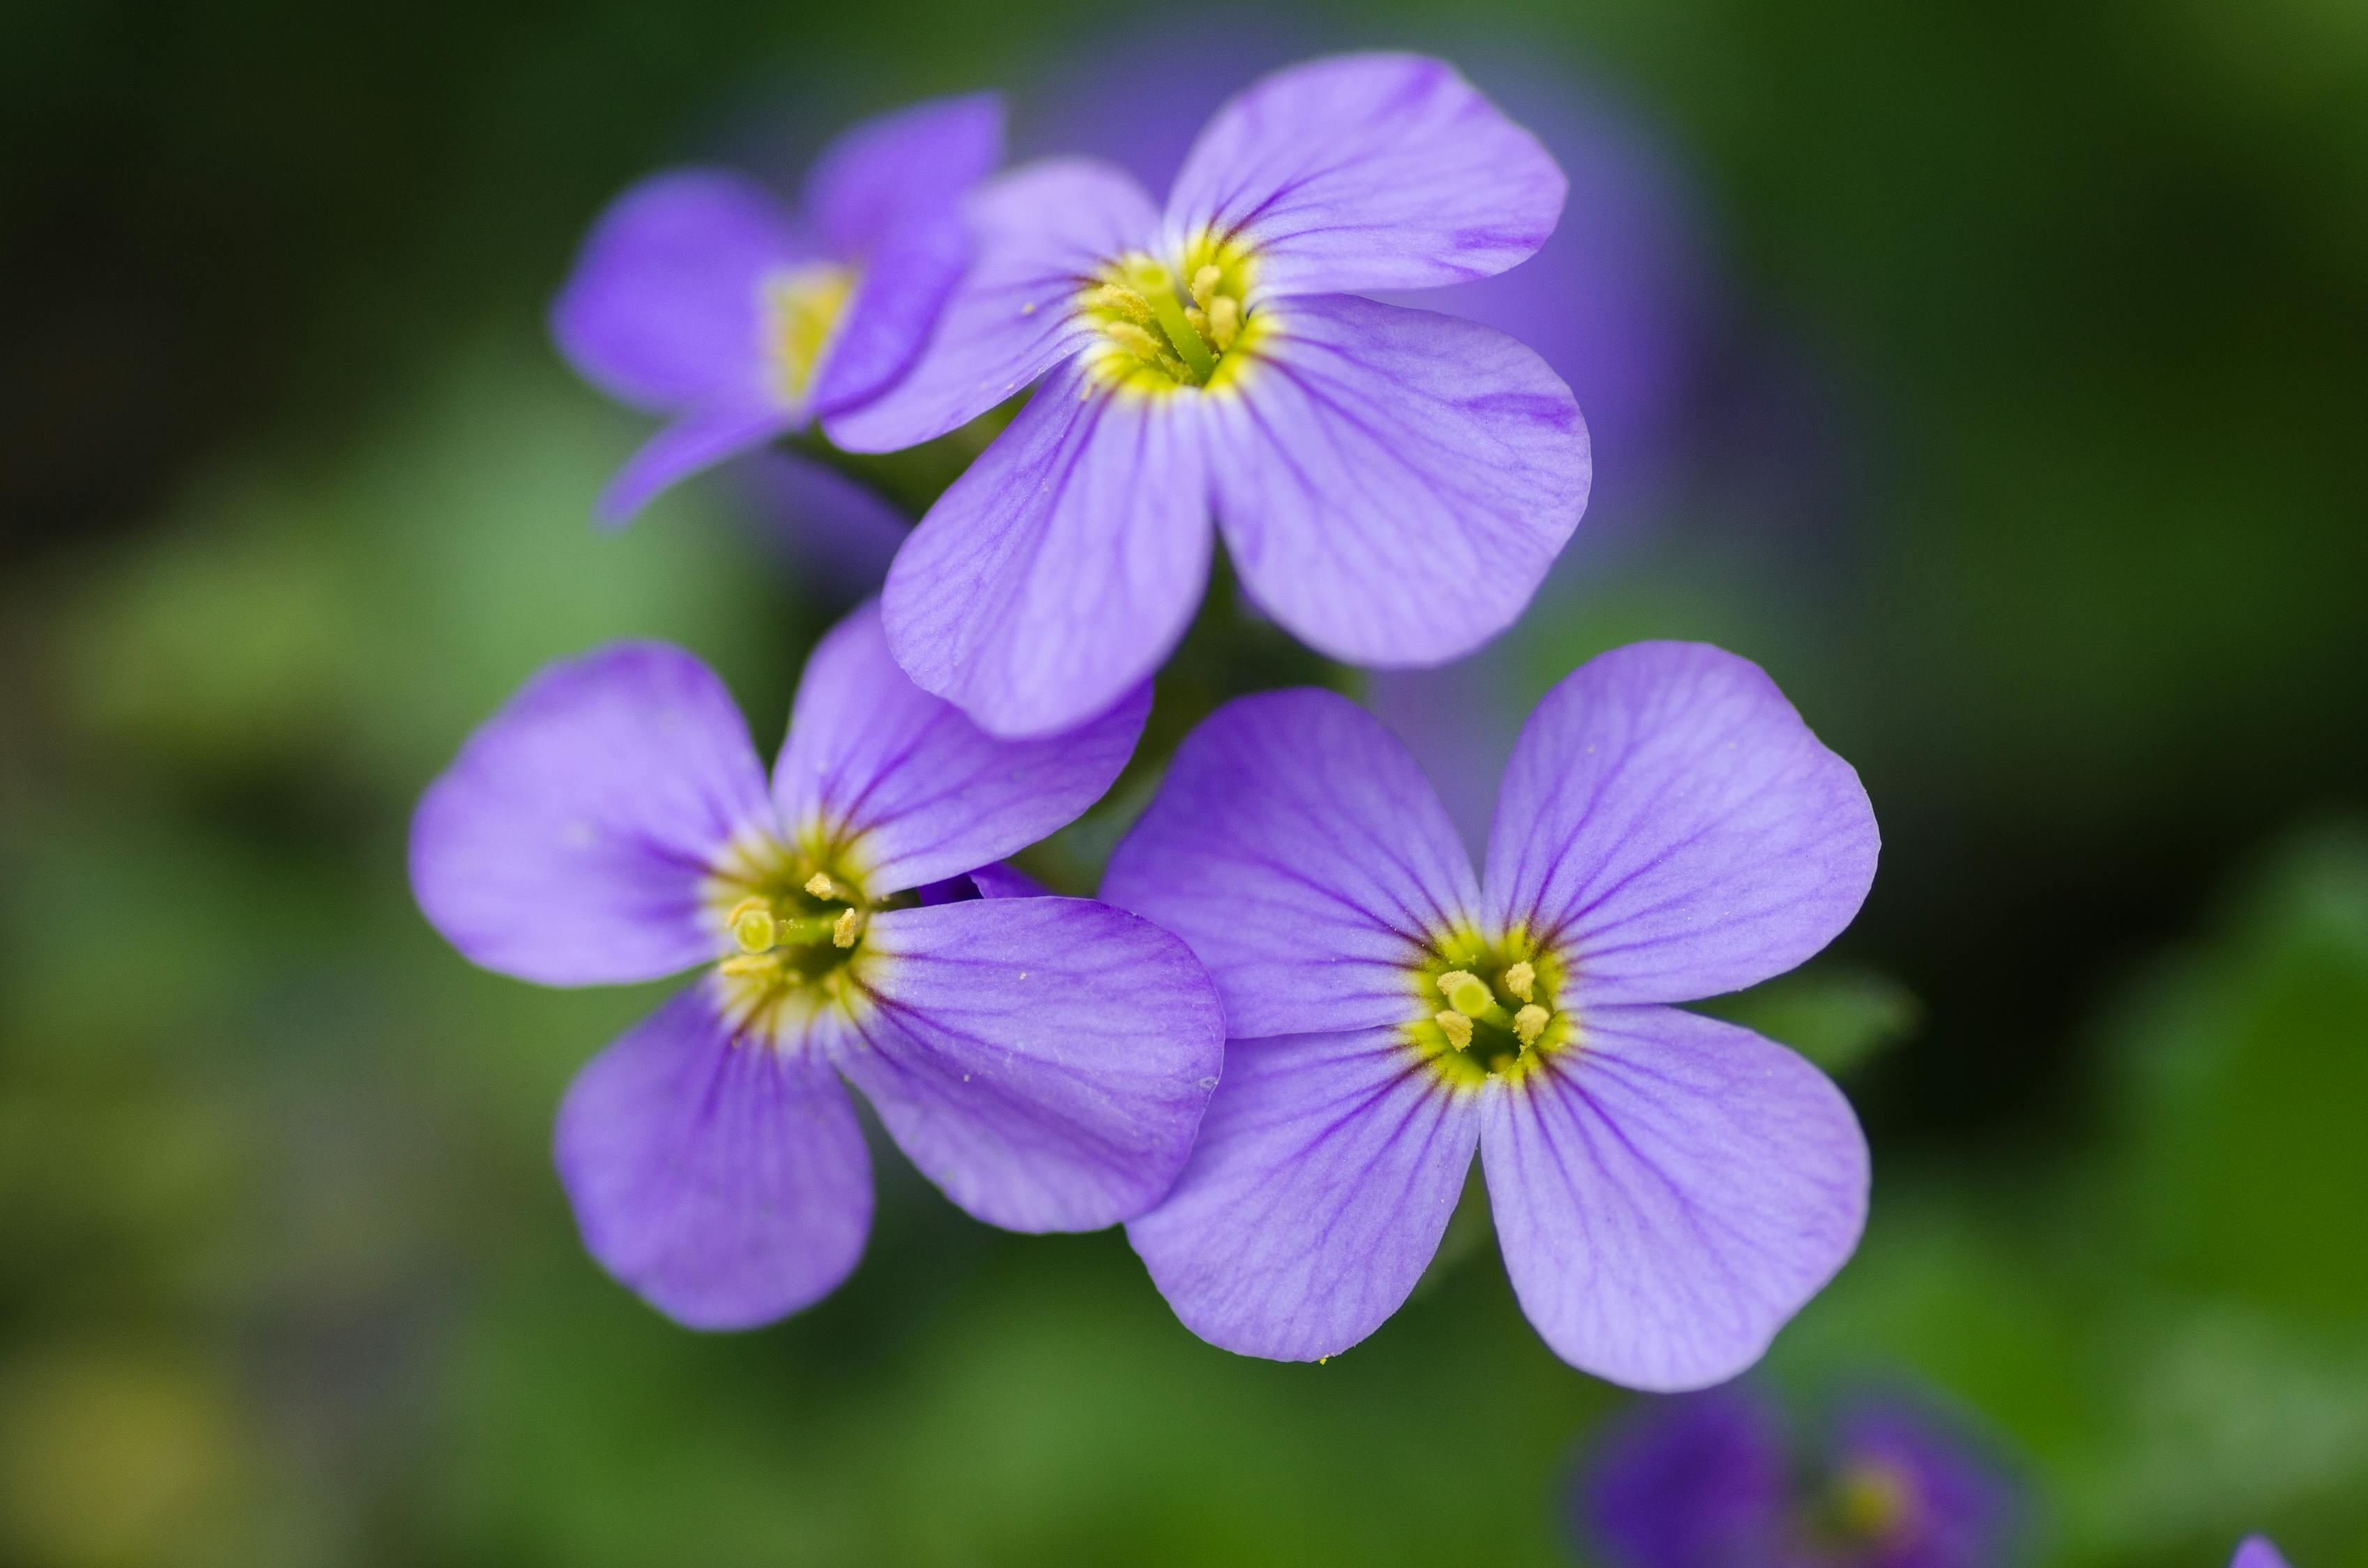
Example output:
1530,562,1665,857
2232,1540,2292,1568
1101,641,1877,1388
834,53,1593,738
1581,1387,2021,1568
551,94,1002,525
408,602,1222,1328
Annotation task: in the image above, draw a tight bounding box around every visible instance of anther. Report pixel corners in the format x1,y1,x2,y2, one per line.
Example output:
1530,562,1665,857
719,953,777,978
1435,1010,1474,1052
1189,264,1221,307
1087,283,1156,325
1513,1005,1549,1048
1105,321,1166,364
1207,295,1240,351
726,897,777,953
1502,961,1536,1003
804,872,838,900
831,907,865,949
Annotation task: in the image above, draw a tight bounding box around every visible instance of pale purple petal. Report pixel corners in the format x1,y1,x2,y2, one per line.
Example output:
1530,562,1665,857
833,898,1223,1230
1126,1027,1478,1360
1205,294,1589,668
969,862,1049,899
1480,1006,1868,1391
804,95,1006,419
1102,688,1476,1037
410,643,774,987
772,601,1147,891
825,160,1160,452
803,93,1004,261
1483,643,1879,1007
595,396,795,527
551,169,808,413
1165,53,1564,296
2232,1542,2292,1568
553,986,871,1329
880,357,1211,738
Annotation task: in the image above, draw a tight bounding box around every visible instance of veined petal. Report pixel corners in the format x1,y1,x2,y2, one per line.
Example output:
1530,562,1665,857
803,93,1005,262
1126,1027,1479,1362
834,898,1224,1231
1205,294,1588,668
825,159,1161,452
595,397,795,528
1166,53,1564,296
551,169,809,413
771,601,1147,893
880,357,1211,738
1482,643,1879,1006
554,986,871,1330
1102,689,1477,1037
806,94,1006,418
410,643,774,987
1480,1005,1867,1392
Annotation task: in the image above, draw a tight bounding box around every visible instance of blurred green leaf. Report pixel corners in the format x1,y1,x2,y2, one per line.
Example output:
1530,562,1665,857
1703,964,1923,1075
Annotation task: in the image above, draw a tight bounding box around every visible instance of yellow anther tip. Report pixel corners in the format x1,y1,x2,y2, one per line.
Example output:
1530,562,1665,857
1513,1004,1550,1048
804,872,836,899
1503,961,1536,1003
831,907,864,949
1435,1010,1474,1051
1189,263,1221,306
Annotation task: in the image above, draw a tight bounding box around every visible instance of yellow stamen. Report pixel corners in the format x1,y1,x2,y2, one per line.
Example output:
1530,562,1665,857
1513,1004,1549,1047
804,872,837,900
832,907,864,949
1189,263,1221,307
1087,283,1156,325
726,897,777,953
719,953,777,978
1104,320,1166,364
1502,961,1536,1003
1442,972,1494,1018
1435,1010,1474,1052
1207,295,1240,351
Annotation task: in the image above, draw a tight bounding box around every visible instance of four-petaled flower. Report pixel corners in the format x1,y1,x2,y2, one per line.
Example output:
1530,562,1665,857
408,603,1223,1328
1579,1385,2021,1568
553,94,1002,525
834,52,1593,737
1103,641,1877,1388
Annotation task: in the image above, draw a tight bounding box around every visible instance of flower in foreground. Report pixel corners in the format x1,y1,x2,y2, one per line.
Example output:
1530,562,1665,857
1103,642,1877,1388
833,52,1592,738
1579,1386,2020,1568
552,93,1001,525
408,604,1222,1328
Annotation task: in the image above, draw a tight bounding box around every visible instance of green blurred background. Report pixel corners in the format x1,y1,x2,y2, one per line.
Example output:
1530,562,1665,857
3,0,2365,1563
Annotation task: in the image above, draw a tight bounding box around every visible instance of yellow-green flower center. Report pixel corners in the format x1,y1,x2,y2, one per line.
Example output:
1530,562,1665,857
1801,1456,1921,1555
1410,927,1571,1085
765,263,857,404
706,836,906,1041
1080,233,1260,393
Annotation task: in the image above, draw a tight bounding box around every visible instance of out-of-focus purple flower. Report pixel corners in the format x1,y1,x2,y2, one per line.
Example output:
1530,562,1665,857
834,53,1592,738
2231,1539,2292,1568
729,449,911,601
407,603,1221,1328
1102,640,1876,1388
551,95,1002,525
1582,1387,2021,1568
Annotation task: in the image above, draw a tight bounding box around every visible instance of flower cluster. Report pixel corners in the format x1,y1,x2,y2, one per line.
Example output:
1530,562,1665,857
413,52,1881,1393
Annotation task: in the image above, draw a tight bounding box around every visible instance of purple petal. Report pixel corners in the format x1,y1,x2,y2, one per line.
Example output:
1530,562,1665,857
729,447,910,597
554,986,871,1329
834,898,1224,1231
825,159,1160,452
773,601,1148,891
594,396,795,527
2232,1542,2293,1568
551,169,807,413
1205,293,1589,668
1833,1400,2022,1568
802,93,1005,262
1480,1005,1868,1391
879,357,1211,738
1482,642,1879,1007
409,643,774,987
1126,1027,1479,1360
1102,688,1476,1038
1165,53,1565,296
1580,1389,1789,1568
969,861,1050,899
804,95,1007,419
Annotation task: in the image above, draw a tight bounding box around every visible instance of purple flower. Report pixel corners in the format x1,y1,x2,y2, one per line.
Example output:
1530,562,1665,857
1101,640,1876,1388
551,94,1002,525
2232,1541,2293,1568
833,53,1594,738
1581,1387,2021,1568
408,603,1223,1328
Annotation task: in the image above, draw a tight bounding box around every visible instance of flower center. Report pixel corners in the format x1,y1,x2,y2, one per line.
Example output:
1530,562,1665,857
1803,1457,1921,1559
1409,928,1570,1084
1080,233,1258,392
765,263,856,404
707,839,908,1041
